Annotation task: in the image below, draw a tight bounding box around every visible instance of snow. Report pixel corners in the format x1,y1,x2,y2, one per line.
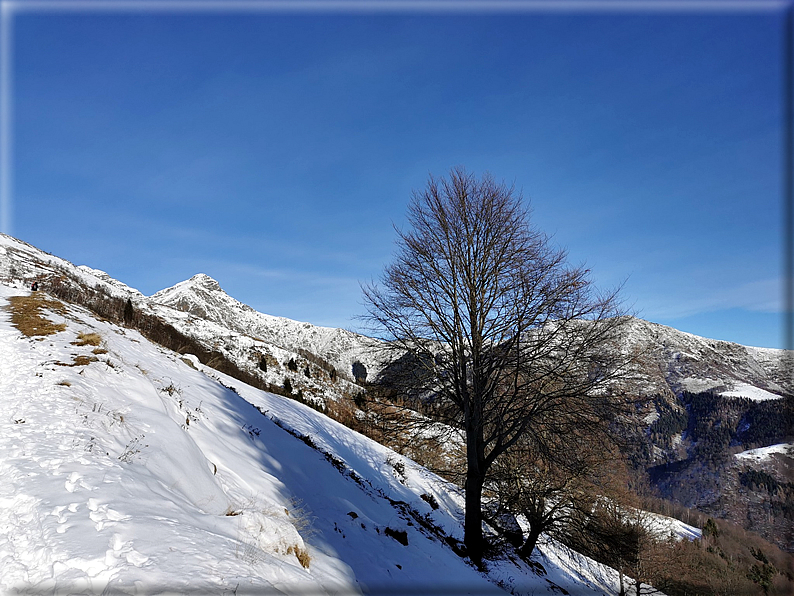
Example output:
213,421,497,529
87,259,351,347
735,443,794,463
643,512,701,542
719,382,784,402
0,285,349,594
0,234,141,303
643,411,660,425
2,229,789,410
617,316,791,399
680,377,724,394
0,282,631,595
678,378,785,401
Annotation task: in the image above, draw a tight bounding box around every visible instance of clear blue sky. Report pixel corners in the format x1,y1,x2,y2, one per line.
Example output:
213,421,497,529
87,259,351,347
3,2,788,348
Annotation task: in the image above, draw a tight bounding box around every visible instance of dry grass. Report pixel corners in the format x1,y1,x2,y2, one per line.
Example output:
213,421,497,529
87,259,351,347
286,545,311,569
55,355,98,367
92,347,108,355
56,380,71,387
73,332,102,346
7,293,67,337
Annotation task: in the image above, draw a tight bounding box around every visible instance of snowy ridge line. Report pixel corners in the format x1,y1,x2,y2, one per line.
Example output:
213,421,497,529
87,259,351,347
0,233,381,399
2,231,789,413
150,271,386,381
735,443,794,462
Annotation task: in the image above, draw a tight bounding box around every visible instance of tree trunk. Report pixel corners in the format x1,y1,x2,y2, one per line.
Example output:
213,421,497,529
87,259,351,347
519,523,543,560
464,470,485,567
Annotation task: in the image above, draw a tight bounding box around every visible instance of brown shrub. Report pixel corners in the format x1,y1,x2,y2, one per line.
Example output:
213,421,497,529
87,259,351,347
55,355,98,367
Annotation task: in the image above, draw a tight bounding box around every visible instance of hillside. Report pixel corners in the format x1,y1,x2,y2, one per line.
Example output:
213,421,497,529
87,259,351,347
150,272,386,385
0,282,641,594
1,231,791,591
617,316,789,401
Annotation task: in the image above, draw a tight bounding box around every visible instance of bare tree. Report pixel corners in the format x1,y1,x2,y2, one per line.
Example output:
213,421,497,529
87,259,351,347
363,167,630,565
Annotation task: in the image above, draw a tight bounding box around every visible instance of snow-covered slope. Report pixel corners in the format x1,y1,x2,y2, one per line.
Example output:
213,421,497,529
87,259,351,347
0,282,636,595
0,233,386,408
735,443,794,463
0,235,142,302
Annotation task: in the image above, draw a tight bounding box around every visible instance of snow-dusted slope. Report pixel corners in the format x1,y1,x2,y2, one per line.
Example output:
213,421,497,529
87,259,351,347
0,282,635,595
735,443,794,463
0,234,141,302
618,316,790,400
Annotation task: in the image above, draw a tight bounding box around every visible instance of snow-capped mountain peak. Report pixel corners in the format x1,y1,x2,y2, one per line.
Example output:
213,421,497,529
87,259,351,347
153,273,235,305
183,272,222,291
150,273,385,383
151,273,256,326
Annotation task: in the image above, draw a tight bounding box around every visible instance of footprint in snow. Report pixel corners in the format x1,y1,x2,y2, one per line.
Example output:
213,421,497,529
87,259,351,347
87,498,130,531
50,505,69,523
105,533,149,568
64,472,82,492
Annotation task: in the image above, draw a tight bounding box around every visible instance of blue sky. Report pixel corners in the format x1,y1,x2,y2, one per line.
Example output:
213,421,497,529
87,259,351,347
2,2,788,348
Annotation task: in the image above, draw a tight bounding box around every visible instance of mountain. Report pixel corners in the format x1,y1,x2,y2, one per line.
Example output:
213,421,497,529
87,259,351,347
150,272,383,378
611,320,792,552
0,236,662,595
2,232,787,411
617,315,789,402
0,231,791,585
150,272,386,386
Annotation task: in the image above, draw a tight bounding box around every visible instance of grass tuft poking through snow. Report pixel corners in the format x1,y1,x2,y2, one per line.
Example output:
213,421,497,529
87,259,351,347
55,354,98,367
286,544,311,569
72,331,102,346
